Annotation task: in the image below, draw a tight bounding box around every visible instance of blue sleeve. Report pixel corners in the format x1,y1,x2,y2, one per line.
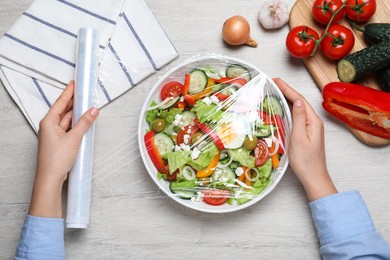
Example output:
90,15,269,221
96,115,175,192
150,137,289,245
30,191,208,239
310,190,390,259
14,215,65,260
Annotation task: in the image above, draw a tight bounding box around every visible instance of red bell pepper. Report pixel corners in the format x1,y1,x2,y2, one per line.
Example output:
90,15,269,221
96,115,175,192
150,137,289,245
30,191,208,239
144,130,165,172
193,118,225,150
182,74,196,106
215,77,247,86
259,111,285,154
322,82,390,139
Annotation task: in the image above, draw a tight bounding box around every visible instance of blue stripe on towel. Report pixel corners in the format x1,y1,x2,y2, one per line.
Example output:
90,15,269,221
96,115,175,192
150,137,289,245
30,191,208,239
122,13,157,71
97,78,111,102
23,12,77,38
32,78,51,108
57,0,116,25
108,43,134,86
4,34,76,67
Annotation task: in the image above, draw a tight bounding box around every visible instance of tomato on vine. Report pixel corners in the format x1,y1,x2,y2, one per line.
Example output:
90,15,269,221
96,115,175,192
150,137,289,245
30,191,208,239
286,26,320,58
345,0,376,22
320,24,355,60
312,0,345,25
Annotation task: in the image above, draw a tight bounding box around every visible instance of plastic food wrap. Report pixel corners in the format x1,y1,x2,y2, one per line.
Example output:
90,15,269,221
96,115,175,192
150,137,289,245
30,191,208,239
139,55,292,213
66,28,99,228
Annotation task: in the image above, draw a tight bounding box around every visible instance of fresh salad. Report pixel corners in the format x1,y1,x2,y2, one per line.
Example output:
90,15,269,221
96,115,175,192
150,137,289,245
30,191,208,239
144,63,287,206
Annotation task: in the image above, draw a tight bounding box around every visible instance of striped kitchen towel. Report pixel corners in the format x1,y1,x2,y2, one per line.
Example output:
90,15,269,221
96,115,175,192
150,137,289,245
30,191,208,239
0,0,178,132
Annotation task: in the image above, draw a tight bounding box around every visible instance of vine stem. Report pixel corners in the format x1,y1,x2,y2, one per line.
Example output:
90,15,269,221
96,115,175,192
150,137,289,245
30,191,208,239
310,1,347,56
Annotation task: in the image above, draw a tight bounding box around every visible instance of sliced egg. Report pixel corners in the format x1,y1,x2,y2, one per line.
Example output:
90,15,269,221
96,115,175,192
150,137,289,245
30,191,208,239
215,119,246,149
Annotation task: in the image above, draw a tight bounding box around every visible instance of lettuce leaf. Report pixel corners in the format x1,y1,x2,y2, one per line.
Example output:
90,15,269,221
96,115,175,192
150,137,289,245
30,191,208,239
165,142,219,173
236,178,271,205
145,101,158,127
192,100,224,123
230,148,255,168
159,108,183,125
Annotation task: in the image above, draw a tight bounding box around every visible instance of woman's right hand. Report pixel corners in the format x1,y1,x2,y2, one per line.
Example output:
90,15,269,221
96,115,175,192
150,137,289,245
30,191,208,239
273,78,337,201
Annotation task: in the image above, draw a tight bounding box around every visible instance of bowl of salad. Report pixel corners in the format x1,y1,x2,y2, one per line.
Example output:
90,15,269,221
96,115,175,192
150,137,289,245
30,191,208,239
138,55,291,213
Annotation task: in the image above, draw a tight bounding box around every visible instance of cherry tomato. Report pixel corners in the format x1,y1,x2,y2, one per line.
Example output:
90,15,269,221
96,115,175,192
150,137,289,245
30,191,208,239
176,125,199,146
173,101,187,110
254,139,269,167
160,81,183,100
202,189,230,206
312,0,345,25
160,164,178,181
320,24,355,60
286,26,320,58
345,0,376,22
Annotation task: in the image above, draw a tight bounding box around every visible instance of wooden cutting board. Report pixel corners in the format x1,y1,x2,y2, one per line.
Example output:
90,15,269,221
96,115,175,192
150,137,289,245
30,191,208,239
289,0,390,146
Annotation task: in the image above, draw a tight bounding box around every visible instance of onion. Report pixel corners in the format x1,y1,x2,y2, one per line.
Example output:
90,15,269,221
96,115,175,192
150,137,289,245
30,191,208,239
268,135,280,156
217,150,234,168
182,166,196,181
222,16,257,48
245,167,260,182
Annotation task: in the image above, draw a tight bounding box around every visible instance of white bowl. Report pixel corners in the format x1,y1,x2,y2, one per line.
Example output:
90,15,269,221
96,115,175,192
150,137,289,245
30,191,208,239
138,54,292,213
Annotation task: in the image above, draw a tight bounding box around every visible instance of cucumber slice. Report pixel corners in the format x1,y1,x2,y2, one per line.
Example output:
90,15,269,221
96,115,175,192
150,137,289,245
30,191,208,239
154,133,174,156
169,180,197,200
179,111,196,127
211,167,236,185
263,96,284,117
159,96,180,110
189,69,208,94
226,64,251,82
254,125,272,137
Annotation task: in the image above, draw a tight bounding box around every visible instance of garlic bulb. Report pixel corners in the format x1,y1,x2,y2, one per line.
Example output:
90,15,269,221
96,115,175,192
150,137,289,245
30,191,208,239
258,0,289,29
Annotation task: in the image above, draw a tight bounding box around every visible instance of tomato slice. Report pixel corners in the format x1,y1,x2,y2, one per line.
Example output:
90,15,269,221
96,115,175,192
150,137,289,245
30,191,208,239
254,139,269,167
160,81,183,100
176,125,199,146
202,189,231,206
213,93,230,101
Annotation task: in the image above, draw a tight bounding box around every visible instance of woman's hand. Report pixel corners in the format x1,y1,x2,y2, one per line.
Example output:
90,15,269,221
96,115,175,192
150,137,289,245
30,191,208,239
29,81,99,217
273,78,337,201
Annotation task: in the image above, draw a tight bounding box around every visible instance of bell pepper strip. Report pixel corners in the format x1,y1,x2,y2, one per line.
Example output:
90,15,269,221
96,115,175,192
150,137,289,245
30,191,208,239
259,111,285,154
270,140,280,170
182,74,196,106
196,153,220,178
322,82,390,139
193,118,225,150
212,92,230,101
215,77,248,86
144,131,165,172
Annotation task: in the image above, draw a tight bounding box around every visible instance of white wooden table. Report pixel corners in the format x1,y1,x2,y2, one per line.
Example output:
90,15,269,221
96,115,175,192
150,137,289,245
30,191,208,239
1,1,389,259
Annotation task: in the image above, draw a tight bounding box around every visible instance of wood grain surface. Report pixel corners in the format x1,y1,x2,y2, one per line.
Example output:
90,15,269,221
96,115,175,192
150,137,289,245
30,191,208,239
290,0,390,146
1,1,390,259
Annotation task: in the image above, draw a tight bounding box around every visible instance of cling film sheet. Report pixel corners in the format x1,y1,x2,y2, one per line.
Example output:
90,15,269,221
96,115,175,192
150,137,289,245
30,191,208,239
139,54,292,212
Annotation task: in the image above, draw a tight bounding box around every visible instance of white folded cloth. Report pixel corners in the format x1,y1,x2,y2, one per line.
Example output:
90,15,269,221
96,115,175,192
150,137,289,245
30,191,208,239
0,0,178,132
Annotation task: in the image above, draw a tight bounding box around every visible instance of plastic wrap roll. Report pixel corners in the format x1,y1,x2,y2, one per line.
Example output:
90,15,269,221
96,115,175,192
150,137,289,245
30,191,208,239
66,28,99,229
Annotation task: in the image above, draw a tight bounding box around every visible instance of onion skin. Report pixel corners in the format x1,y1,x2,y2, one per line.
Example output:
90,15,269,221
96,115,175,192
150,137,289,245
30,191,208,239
222,16,257,48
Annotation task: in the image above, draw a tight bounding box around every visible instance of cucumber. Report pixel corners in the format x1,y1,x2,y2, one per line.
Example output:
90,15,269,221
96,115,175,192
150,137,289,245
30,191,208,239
377,67,390,92
211,167,236,185
169,180,197,200
254,125,272,137
189,69,208,94
226,64,251,81
263,96,284,117
158,96,180,110
178,111,196,127
153,133,174,156
337,40,390,83
363,23,390,45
